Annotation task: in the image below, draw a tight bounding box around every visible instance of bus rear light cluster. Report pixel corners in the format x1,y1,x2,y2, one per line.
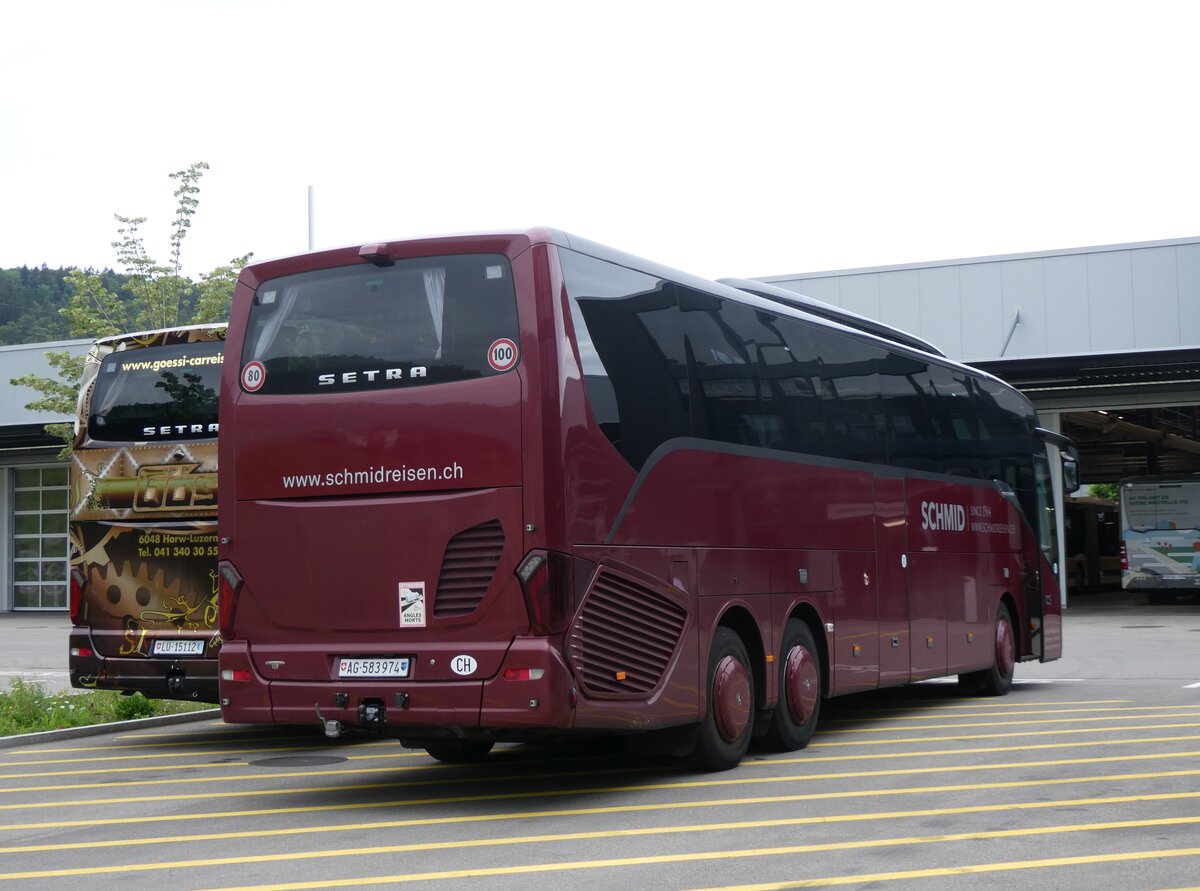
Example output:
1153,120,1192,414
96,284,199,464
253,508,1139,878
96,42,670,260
514,550,595,636
220,669,252,682
503,667,546,681
68,567,86,625
1119,541,1128,571
70,647,93,659
217,561,244,637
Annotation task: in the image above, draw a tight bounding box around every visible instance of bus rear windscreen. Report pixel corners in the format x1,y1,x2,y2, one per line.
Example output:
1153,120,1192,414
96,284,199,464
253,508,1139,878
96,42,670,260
88,341,223,442
240,253,520,396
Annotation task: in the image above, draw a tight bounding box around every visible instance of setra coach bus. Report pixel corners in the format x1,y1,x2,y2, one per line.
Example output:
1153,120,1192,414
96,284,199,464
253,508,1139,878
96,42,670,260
216,230,1076,769
68,325,224,702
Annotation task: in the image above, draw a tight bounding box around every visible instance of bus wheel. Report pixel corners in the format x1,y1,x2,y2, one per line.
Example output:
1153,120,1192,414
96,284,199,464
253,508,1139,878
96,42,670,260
961,603,1016,696
764,619,821,752
424,740,495,764
689,627,755,771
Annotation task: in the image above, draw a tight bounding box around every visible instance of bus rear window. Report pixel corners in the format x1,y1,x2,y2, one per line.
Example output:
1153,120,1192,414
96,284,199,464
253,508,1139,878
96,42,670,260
241,253,520,395
88,341,223,442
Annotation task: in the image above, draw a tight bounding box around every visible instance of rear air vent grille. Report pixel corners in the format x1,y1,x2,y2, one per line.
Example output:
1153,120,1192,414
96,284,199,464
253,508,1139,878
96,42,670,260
567,570,687,697
434,520,504,617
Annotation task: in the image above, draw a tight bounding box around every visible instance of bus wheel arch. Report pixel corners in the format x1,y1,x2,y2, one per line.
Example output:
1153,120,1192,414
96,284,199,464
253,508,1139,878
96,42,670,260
960,597,1017,696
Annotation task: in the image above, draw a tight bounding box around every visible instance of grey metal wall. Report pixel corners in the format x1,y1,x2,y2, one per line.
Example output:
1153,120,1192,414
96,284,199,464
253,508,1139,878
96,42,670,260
764,237,1200,363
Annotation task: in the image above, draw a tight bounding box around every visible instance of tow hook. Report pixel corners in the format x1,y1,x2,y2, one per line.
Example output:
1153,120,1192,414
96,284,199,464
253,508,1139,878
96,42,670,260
314,703,344,739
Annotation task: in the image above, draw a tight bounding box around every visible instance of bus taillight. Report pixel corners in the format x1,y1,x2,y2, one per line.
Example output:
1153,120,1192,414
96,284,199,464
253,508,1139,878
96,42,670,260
1120,541,1128,571
217,561,244,636
515,550,592,636
69,567,86,624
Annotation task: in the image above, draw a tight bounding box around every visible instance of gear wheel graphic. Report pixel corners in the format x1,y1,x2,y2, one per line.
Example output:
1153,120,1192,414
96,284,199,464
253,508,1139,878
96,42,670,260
88,561,201,626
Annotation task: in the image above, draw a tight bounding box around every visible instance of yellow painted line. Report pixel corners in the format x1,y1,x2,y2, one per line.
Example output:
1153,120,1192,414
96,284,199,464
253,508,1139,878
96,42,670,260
830,698,1134,711
810,720,1200,746
4,746,1200,796
2,815,1198,883
2,763,1199,823
3,788,1199,855
689,849,1200,890
7,731,1200,782
2,734,391,756
0,747,424,770
820,703,1200,723
822,711,1200,734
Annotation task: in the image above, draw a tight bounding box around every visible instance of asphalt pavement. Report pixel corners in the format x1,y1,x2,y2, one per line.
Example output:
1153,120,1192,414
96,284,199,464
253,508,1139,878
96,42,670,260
1,587,1196,697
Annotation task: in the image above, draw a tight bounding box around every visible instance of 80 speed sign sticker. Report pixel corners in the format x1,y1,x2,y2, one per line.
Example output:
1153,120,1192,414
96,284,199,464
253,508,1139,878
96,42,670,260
487,338,519,372
241,361,266,392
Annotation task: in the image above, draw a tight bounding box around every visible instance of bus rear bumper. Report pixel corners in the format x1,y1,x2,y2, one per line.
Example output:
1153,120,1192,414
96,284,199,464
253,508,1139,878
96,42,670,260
218,638,576,736
68,628,219,703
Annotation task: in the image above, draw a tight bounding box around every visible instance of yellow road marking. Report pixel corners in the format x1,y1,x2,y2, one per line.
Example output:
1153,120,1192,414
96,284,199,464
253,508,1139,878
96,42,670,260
819,703,1200,723
2,789,1198,855
810,720,1200,746
1,744,422,768
2,816,1197,883
689,849,1200,890
4,732,1200,781
825,711,1200,733
2,766,1199,823
4,746,1200,795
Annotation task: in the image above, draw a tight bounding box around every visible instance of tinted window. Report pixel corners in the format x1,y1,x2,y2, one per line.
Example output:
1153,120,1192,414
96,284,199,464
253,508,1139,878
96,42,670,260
241,253,519,395
88,341,223,442
560,250,689,469
809,329,885,465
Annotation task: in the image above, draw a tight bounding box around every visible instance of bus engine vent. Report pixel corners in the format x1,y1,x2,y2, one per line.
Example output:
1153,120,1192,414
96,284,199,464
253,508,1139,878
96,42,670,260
567,570,687,698
434,520,505,618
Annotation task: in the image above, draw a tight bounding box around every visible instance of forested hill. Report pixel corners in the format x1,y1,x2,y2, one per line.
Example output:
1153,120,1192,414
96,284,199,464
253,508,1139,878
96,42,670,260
0,266,132,345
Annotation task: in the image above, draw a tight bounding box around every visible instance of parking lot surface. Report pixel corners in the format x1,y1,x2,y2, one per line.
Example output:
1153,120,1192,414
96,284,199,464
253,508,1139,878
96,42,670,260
0,594,1197,890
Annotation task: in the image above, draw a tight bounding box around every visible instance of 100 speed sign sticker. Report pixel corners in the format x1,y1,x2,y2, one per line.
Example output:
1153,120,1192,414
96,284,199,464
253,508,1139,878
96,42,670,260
487,338,519,372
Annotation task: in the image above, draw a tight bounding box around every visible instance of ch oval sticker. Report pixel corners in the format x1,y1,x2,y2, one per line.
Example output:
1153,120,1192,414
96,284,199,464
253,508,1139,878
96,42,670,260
450,655,477,676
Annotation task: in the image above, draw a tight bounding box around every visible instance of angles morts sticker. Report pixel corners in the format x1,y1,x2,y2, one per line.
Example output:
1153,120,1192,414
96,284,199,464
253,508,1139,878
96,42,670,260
399,581,426,627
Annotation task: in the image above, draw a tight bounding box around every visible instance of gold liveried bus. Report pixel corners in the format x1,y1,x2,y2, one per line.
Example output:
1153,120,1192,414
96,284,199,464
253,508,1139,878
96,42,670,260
67,324,224,702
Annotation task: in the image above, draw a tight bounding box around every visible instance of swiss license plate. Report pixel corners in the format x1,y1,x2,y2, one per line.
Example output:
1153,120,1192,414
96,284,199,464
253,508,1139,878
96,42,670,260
338,657,411,678
152,639,207,657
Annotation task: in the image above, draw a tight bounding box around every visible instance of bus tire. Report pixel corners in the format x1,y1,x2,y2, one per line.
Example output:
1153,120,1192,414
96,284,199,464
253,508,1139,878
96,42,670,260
763,619,821,752
689,626,755,771
961,603,1016,696
424,740,495,764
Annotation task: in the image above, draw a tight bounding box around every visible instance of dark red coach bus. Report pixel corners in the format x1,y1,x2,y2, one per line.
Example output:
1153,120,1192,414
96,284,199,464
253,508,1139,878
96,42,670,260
217,230,1076,769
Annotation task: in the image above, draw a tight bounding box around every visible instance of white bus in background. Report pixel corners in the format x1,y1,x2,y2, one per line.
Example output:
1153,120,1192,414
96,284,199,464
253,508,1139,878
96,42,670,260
1120,475,1200,603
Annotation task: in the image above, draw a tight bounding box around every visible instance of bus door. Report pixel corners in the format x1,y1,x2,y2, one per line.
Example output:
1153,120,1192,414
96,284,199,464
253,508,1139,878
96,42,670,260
874,474,910,686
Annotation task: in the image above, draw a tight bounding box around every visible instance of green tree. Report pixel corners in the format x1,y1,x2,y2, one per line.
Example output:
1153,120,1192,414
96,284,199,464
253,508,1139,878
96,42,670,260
11,162,250,455
1088,482,1121,501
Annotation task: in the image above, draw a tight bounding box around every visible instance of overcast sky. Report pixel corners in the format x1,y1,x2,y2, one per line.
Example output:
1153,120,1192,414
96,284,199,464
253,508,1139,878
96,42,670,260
1,1,1197,284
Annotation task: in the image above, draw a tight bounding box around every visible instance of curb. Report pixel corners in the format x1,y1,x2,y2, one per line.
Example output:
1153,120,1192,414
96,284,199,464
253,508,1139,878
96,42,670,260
0,708,221,749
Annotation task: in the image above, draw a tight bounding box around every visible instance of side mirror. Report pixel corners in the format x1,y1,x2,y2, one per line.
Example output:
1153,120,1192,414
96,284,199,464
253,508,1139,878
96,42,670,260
1062,456,1080,494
